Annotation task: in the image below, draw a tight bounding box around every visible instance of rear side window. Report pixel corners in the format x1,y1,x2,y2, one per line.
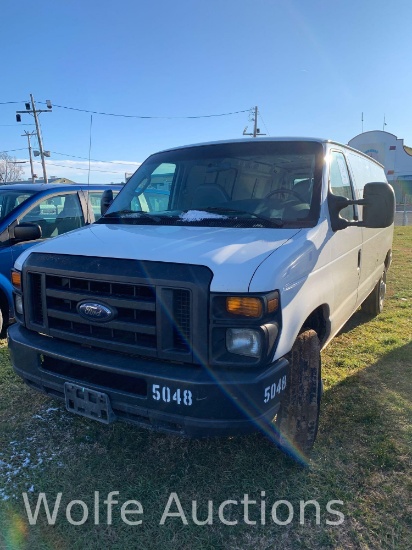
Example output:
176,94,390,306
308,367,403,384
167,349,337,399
346,151,386,199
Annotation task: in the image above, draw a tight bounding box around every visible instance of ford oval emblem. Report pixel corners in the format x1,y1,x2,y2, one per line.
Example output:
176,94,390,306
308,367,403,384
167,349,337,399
77,301,116,323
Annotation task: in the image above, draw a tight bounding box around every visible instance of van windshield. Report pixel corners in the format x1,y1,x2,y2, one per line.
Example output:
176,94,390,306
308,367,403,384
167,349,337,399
103,140,324,228
0,190,37,221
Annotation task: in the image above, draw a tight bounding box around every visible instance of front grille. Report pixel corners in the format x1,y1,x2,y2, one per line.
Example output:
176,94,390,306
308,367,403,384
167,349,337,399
30,273,44,325
44,275,158,351
23,254,212,365
173,289,191,351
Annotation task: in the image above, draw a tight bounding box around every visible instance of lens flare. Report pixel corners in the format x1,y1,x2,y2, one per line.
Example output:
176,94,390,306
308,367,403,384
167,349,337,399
0,509,28,549
152,281,309,466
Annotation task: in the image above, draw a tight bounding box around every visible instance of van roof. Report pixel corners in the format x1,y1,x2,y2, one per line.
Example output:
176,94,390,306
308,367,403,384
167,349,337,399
157,137,384,168
159,136,326,153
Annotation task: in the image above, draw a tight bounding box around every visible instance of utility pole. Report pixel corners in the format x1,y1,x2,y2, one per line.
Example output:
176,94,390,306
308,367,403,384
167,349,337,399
16,95,52,183
22,131,37,183
243,106,266,138
31,94,48,183
252,105,258,138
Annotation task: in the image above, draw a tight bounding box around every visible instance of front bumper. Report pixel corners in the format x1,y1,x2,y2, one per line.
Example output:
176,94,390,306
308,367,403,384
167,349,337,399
8,324,289,437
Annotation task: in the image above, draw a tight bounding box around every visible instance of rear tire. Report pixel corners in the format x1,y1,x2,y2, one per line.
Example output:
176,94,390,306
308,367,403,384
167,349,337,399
361,269,386,316
275,329,321,457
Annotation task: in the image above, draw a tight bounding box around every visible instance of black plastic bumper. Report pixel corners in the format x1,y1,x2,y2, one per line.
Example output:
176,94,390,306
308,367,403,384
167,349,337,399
8,324,289,437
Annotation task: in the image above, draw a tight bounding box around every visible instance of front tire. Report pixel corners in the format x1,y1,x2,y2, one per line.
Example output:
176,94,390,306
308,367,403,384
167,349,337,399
275,329,321,457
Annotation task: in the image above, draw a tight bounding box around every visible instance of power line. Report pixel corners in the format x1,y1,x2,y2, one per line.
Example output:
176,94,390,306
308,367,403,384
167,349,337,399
8,148,139,169
0,124,34,127
50,150,140,166
41,102,251,119
0,148,27,154
258,110,271,137
46,161,121,174
0,101,27,105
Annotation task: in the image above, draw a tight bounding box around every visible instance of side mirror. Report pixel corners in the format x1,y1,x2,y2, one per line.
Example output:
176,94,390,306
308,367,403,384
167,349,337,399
14,222,42,242
101,189,114,216
328,182,395,231
362,182,395,228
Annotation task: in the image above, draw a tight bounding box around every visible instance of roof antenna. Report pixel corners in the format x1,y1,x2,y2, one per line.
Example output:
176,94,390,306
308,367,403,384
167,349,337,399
87,114,93,223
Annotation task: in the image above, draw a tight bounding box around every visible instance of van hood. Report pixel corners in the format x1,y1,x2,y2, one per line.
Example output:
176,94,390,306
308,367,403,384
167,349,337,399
15,223,301,292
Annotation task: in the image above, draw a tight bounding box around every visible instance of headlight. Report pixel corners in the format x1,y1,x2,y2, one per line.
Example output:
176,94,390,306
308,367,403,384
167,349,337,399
226,328,262,358
15,294,24,315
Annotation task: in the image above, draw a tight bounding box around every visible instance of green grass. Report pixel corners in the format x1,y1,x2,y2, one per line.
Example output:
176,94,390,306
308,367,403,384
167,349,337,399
1,228,411,549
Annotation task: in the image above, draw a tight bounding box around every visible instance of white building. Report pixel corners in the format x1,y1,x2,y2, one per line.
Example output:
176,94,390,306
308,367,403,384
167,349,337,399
348,130,412,204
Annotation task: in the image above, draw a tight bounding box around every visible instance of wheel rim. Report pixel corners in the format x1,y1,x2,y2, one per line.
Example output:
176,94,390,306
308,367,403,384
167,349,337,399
379,273,387,309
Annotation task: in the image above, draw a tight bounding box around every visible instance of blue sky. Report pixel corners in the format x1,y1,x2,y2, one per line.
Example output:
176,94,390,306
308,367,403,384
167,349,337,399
1,0,411,183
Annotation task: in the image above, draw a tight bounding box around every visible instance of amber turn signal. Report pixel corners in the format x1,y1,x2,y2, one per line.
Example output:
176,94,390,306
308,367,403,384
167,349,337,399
226,297,262,317
267,297,279,313
11,271,22,289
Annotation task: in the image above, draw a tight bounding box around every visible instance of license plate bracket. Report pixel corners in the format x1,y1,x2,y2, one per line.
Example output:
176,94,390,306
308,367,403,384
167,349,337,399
64,382,115,424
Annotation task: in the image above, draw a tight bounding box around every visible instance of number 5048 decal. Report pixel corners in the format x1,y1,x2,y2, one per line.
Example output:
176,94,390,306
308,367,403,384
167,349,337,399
152,384,193,406
264,375,287,403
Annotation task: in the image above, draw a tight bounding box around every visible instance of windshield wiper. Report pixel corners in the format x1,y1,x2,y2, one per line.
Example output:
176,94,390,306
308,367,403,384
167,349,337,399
192,207,284,227
103,210,162,222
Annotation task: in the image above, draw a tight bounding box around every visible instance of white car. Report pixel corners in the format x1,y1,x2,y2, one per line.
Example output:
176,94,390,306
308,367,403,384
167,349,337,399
8,138,394,458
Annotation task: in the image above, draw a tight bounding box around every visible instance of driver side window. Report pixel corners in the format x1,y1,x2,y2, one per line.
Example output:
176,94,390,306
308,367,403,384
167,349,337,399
19,193,84,238
329,151,356,221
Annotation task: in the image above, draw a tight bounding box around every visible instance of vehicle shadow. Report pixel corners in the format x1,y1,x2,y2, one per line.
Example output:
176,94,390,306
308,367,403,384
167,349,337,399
336,307,376,335
118,338,407,476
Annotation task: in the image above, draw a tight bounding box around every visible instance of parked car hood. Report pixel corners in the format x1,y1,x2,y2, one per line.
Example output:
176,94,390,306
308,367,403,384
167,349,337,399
15,223,301,292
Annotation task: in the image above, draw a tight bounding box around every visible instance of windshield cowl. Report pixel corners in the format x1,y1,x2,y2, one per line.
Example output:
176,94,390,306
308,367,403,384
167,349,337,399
104,210,162,222
99,209,294,228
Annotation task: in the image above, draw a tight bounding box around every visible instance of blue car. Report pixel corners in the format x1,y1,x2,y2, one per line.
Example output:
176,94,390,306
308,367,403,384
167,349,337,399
0,183,122,332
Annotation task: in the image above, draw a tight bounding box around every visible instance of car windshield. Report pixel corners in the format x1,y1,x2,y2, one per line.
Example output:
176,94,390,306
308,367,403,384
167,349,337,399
0,189,37,221
103,140,324,228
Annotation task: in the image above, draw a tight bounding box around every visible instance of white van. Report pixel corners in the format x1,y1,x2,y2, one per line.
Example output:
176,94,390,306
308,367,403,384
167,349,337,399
8,138,395,458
